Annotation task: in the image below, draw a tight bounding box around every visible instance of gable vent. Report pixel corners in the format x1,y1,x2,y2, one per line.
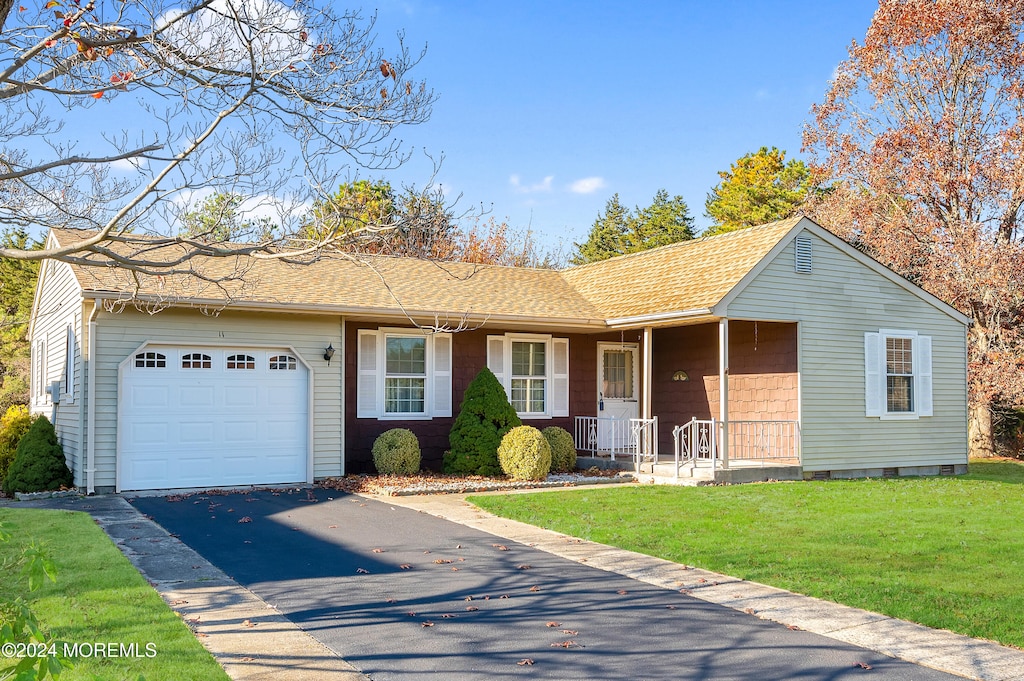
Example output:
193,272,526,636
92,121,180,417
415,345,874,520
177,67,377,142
794,237,812,273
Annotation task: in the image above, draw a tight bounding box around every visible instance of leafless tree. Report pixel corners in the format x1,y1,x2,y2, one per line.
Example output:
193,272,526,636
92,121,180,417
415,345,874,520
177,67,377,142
0,0,437,277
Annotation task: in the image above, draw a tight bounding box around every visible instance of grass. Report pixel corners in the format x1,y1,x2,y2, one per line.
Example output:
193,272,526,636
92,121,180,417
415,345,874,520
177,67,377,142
469,459,1024,649
0,507,229,681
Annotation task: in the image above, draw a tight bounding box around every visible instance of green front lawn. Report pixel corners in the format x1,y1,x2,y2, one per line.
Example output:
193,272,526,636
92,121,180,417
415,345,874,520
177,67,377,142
469,459,1024,648
0,507,229,681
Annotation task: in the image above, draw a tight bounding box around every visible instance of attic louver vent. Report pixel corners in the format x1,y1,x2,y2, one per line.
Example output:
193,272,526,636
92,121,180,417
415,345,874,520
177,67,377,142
795,237,812,273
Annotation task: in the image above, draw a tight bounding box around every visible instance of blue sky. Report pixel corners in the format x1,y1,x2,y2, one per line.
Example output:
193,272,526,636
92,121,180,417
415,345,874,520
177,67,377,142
368,1,877,252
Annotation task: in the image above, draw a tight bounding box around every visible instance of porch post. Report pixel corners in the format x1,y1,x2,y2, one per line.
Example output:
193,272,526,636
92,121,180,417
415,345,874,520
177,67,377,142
642,326,653,420
718,318,729,469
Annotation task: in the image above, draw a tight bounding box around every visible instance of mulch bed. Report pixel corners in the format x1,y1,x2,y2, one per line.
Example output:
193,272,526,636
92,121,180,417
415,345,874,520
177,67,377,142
318,467,633,496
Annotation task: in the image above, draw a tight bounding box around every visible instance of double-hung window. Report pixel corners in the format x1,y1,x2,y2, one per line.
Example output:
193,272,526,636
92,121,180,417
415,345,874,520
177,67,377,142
385,336,427,415
511,341,546,414
488,334,569,418
357,328,452,419
865,330,932,419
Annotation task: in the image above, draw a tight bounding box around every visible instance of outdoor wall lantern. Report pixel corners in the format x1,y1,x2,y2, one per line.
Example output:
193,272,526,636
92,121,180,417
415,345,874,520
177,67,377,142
324,343,335,364
672,370,689,382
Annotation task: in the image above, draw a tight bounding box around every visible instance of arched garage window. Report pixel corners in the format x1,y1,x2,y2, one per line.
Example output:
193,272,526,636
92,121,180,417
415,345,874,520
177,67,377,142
269,355,297,370
182,353,212,369
226,354,256,370
135,351,166,368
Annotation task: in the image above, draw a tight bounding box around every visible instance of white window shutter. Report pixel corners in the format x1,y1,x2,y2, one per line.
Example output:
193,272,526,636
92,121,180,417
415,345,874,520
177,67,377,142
916,335,933,417
864,332,882,417
487,336,507,393
357,330,379,418
551,338,569,417
432,333,453,417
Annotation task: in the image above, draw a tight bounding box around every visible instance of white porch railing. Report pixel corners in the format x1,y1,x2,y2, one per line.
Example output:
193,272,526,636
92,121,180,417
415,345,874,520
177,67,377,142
672,418,800,480
574,416,659,469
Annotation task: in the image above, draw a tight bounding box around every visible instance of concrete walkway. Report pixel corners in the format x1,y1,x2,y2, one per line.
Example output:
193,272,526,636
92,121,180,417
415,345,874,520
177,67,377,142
8,488,1024,680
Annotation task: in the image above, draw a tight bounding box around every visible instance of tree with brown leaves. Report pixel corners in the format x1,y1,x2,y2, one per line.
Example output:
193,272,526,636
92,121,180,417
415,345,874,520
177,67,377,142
803,0,1024,457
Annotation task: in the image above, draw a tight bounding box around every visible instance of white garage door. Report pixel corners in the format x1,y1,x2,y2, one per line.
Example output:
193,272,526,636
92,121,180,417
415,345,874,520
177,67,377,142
119,347,309,491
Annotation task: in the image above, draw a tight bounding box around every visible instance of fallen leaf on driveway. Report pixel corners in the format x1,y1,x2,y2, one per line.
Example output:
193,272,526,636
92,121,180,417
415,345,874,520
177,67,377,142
744,608,756,615
441,613,455,618
559,629,578,635
421,621,434,627
372,548,385,553
328,525,338,528
666,605,677,610
787,624,802,630
240,656,254,662
386,598,396,603
493,544,510,551
616,590,628,595
241,619,255,628
550,640,581,648
356,567,369,574
399,564,412,570
517,659,534,666
545,621,560,627
434,558,453,564
499,594,510,599
465,606,479,612
517,564,531,570
854,662,873,670
529,585,541,592
238,516,252,523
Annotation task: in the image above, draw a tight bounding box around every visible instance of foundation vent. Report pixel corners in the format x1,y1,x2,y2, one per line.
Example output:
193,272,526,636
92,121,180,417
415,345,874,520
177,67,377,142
795,237,813,273
811,470,830,481
940,465,956,476
882,467,899,478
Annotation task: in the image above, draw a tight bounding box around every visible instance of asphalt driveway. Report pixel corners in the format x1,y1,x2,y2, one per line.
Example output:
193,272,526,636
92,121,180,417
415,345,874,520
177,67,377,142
131,488,964,681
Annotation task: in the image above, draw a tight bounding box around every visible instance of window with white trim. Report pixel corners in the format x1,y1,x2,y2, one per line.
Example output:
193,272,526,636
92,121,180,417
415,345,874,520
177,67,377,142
135,351,166,368
357,329,452,419
488,334,569,418
182,353,212,369
34,339,46,400
62,325,75,403
865,330,932,419
226,354,255,370
269,354,297,370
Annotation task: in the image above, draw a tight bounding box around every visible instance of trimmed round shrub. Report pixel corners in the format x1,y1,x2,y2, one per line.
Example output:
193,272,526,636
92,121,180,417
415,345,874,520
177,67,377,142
542,426,576,474
372,428,421,475
0,405,32,485
3,415,72,495
444,367,521,476
497,425,551,481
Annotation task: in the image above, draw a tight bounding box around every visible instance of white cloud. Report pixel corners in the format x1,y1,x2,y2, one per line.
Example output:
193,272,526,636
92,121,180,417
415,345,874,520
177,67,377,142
510,174,554,194
110,157,147,173
569,176,606,194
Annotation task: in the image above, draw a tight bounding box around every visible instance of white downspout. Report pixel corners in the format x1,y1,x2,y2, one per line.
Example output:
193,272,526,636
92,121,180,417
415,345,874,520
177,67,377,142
719,318,730,469
85,299,100,494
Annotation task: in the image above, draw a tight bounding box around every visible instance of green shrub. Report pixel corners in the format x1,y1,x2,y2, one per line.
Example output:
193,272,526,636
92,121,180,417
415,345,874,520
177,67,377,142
3,416,72,495
498,426,552,481
372,428,421,475
0,405,31,484
542,426,576,473
444,368,521,476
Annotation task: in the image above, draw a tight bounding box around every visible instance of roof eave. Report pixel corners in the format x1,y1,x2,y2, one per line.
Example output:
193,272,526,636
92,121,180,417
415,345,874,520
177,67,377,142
604,308,715,329
83,291,609,330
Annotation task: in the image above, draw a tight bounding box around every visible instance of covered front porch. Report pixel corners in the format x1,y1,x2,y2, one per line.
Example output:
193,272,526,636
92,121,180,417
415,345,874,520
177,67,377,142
572,319,803,484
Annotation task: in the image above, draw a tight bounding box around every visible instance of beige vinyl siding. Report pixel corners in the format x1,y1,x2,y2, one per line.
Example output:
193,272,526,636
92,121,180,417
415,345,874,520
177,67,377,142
29,260,85,484
726,228,968,472
91,307,343,491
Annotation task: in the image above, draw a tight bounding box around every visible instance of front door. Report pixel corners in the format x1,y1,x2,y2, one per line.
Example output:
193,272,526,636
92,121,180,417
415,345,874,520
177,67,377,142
597,343,639,451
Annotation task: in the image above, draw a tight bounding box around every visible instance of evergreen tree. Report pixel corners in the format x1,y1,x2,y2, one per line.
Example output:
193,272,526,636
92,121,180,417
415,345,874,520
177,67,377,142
572,190,694,264
704,146,812,235
444,368,521,476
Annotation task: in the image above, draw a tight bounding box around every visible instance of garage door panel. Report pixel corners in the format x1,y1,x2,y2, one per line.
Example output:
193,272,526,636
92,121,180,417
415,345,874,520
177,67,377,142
129,385,170,409
179,385,215,408
120,346,308,491
178,421,216,444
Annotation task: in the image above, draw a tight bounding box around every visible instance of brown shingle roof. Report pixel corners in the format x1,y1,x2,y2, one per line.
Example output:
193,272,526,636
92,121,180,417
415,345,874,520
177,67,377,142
51,218,802,326
560,217,802,319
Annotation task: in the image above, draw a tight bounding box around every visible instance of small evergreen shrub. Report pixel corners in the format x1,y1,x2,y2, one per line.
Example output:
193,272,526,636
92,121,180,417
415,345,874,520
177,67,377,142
444,368,521,476
0,405,32,484
498,426,551,481
3,416,72,495
372,428,421,475
542,426,576,473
